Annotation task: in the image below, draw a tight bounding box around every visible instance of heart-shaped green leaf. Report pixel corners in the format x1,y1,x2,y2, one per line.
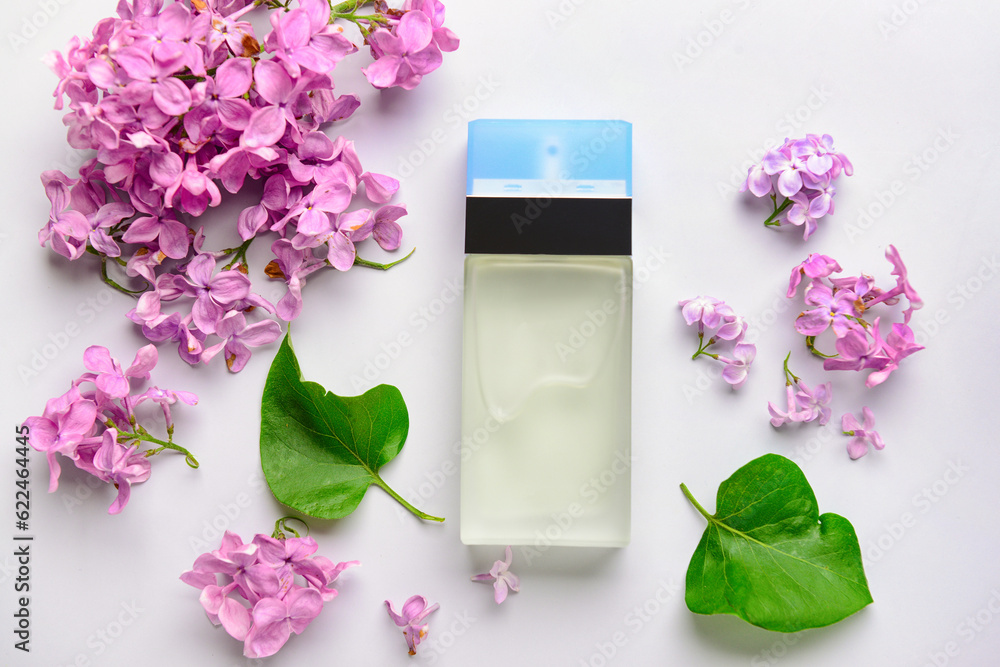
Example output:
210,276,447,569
681,453,872,632
260,333,443,522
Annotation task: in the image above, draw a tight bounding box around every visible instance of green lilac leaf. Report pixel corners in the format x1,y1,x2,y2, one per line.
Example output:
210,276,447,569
260,333,444,522
680,453,872,632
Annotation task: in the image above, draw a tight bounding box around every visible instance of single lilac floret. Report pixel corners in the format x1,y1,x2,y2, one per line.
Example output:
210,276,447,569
841,407,884,460
385,595,439,655
471,546,521,604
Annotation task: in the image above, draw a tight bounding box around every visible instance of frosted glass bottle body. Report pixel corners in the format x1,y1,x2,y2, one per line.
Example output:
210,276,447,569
460,254,631,547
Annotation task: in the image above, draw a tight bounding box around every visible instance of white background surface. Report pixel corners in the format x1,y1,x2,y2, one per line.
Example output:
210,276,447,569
2,1,999,666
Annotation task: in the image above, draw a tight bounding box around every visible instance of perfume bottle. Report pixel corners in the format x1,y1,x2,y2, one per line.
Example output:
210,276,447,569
460,119,632,547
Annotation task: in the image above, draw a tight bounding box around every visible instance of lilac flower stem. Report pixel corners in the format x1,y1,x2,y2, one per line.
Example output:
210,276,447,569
272,516,308,539
222,238,255,271
330,0,362,12
782,351,801,385
86,246,146,296
763,196,792,227
353,246,415,271
805,336,837,359
128,429,200,469
329,0,390,33
691,332,717,360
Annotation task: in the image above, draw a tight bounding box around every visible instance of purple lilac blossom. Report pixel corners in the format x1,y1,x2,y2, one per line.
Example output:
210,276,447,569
740,134,852,239
38,0,459,373
23,344,196,512
182,529,357,658
787,246,923,386
679,296,755,389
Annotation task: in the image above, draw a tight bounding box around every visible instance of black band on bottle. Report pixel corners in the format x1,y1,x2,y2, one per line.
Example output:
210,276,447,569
464,196,631,255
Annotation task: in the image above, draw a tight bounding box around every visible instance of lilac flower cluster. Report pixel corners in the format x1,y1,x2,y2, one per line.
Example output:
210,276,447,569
679,296,756,389
741,134,853,240
182,528,358,658
787,246,924,387
39,0,458,371
23,344,197,513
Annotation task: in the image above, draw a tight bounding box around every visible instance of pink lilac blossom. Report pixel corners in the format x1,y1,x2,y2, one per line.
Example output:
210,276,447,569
717,342,757,389
679,296,755,389
787,245,923,387
362,0,458,90
38,0,458,374
471,546,521,604
841,407,884,459
767,357,833,428
740,134,852,240
22,344,197,513
181,528,357,658
385,595,439,656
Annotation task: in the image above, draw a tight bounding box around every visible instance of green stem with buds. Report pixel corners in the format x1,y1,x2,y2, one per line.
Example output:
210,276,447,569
126,428,199,469
691,331,717,360
782,351,801,385
764,195,793,227
272,516,309,539
222,238,255,271
329,0,391,37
